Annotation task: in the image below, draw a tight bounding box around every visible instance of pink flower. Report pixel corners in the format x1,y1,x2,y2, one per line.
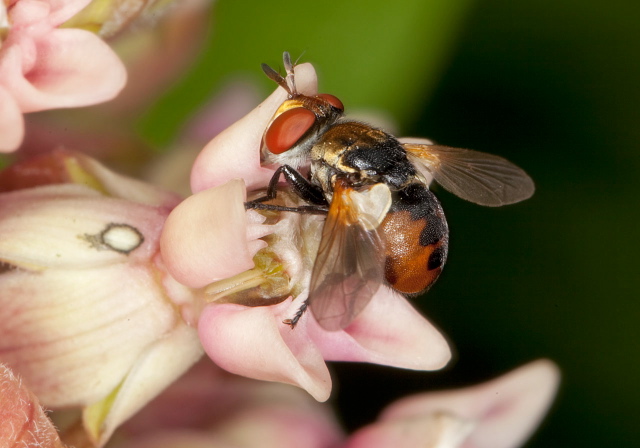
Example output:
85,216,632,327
116,360,344,448
347,359,560,448
0,0,127,152
161,62,452,401
0,151,203,446
112,359,559,448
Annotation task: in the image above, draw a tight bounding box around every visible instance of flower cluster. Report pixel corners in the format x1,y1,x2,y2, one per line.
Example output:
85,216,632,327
0,2,559,447
0,0,126,152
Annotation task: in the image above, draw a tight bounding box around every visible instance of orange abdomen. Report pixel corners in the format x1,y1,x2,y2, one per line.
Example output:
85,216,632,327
380,183,449,295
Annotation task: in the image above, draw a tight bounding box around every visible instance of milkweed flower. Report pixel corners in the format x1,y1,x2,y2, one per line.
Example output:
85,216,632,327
161,62,452,402
116,360,345,448
0,0,127,152
346,359,560,448
112,359,559,448
0,150,204,446
18,0,214,161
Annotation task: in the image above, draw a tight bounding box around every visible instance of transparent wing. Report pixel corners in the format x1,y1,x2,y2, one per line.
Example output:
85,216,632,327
404,143,535,206
308,183,386,331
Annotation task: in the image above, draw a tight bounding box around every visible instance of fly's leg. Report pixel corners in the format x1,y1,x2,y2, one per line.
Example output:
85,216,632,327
283,300,308,329
246,202,328,215
245,165,328,214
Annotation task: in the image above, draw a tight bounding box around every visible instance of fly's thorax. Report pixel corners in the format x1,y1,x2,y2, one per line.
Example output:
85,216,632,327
310,120,417,189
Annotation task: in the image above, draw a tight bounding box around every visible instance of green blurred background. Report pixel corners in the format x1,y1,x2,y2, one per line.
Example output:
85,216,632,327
143,0,640,445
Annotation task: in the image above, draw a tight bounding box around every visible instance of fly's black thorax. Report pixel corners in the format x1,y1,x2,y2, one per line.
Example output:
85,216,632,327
309,121,416,196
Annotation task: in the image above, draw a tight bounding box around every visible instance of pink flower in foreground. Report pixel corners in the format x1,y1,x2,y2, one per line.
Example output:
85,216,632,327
116,360,344,448
0,0,127,152
161,62,452,401
112,359,559,448
0,151,203,446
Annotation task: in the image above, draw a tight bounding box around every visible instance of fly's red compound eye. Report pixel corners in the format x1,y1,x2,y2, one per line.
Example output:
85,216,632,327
316,94,344,112
264,108,316,154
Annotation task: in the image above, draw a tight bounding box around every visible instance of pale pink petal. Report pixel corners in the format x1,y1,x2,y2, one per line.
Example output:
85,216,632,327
190,63,318,193
381,360,560,448
308,288,451,370
198,301,332,402
4,28,126,112
212,400,342,448
0,3,7,29
120,362,343,448
7,0,51,27
121,360,232,435
85,324,203,446
0,364,67,448
0,87,24,152
104,0,213,112
160,179,262,288
0,264,179,407
0,184,169,270
77,152,182,207
0,149,181,207
9,0,92,28
116,432,235,448
345,413,473,448
47,0,94,26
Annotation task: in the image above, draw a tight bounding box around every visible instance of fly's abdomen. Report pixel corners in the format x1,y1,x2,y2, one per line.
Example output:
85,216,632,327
380,183,449,295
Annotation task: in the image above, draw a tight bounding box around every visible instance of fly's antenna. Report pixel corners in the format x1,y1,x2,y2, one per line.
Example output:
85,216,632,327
261,51,299,97
261,62,290,93
282,51,297,95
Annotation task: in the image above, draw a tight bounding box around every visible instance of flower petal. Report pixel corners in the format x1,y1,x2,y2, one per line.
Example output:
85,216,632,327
75,152,182,207
160,179,260,288
84,323,203,446
7,0,51,27
381,360,560,448
0,184,169,270
345,412,474,448
211,393,343,448
0,149,181,207
33,0,92,27
190,62,318,193
309,288,451,371
0,364,67,448
4,28,126,112
0,264,180,407
119,361,343,448
114,432,232,448
198,301,332,402
0,87,24,152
